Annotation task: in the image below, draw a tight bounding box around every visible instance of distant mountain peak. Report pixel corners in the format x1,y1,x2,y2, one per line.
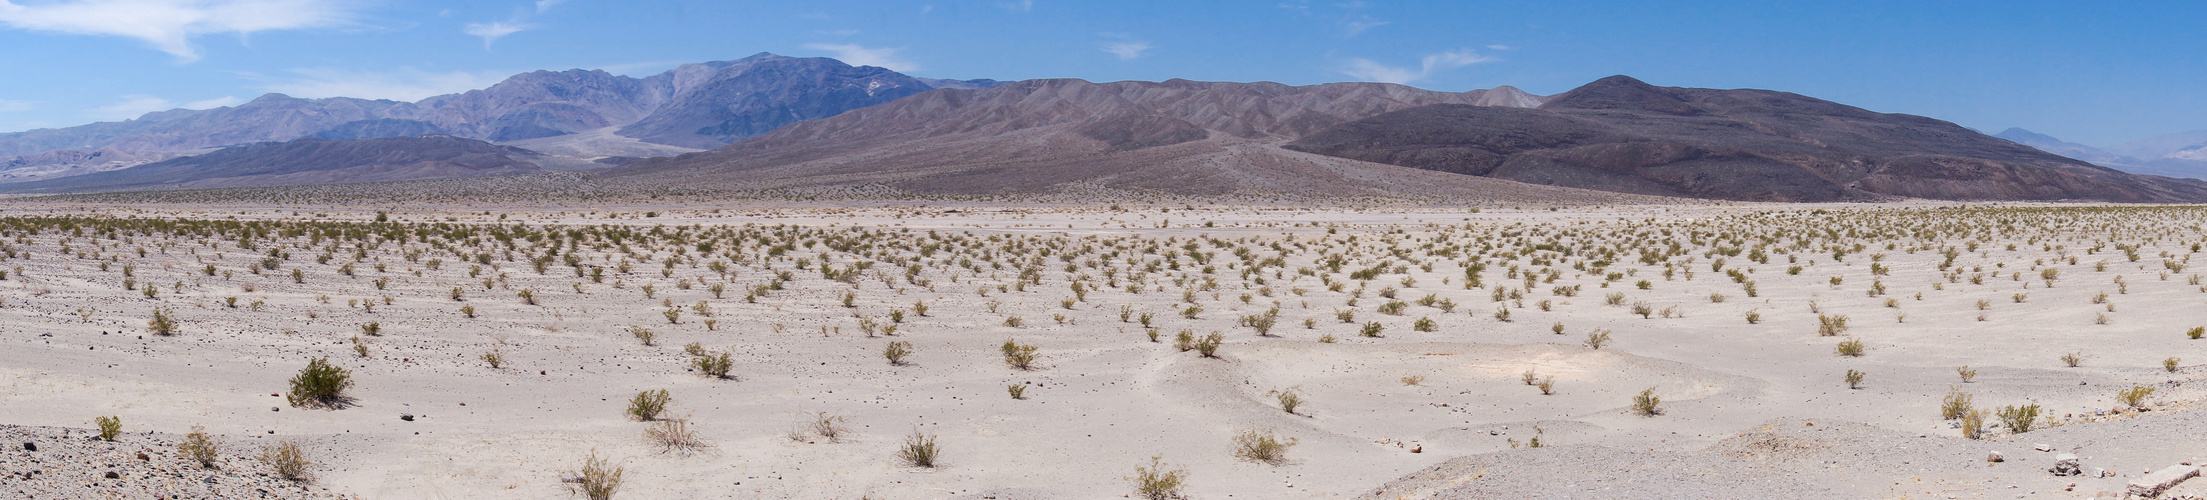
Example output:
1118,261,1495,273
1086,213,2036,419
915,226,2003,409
1539,75,1697,115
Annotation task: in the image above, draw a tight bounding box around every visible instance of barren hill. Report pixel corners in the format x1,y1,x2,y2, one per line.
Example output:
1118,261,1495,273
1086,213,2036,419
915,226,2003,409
1284,76,2207,202
605,78,1550,196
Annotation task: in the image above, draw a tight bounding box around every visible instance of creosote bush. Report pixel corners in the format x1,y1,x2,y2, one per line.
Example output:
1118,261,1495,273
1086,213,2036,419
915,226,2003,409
259,440,312,482
285,357,353,409
1632,387,1662,416
898,431,940,468
180,425,220,468
1998,403,2041,434
692,352,733,379
627,389,671,421
93,415,121,441
884,341,913,365
1231,427,1298,465
572,452,623,500
1129,455,1189,500
2115,386,2156,410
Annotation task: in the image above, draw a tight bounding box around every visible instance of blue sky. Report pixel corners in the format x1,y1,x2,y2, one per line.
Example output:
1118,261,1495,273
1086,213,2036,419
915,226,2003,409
0,0,2201,146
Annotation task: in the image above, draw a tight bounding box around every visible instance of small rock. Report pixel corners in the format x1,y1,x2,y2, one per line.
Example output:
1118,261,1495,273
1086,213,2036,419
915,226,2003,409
2034,443,2054,452
2127,465,2201,498
2049,453,2083,476
136,452,148,461
271,407,280,412
21,442,34,452
400,413,415,422
104,471,119,479
1410,446,1422,453
1988,451,2005,463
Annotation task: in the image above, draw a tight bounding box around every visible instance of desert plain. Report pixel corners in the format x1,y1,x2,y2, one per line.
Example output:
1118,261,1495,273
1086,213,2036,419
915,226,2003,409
1,201,2204,499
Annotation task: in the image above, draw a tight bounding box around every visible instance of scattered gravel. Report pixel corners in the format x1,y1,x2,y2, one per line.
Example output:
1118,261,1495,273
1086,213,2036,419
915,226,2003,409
0,425,340,499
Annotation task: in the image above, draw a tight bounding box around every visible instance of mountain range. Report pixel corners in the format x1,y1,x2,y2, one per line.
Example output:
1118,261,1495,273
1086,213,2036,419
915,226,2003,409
3,53,2204,203
0,53,996,174
1994,128,2207,180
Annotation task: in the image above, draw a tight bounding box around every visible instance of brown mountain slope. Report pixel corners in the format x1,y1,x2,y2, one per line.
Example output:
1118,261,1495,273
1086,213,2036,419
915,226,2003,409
1285,76,2207,202
605,78,1548,195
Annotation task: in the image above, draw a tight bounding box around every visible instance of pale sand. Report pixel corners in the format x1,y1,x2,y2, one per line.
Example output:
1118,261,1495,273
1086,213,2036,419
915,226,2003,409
1,203,2202,499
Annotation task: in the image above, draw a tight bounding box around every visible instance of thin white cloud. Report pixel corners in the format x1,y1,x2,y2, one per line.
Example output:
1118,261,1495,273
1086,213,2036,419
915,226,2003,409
259,67,505,101
0,0,354,62
1339,48,1497,84
183,96,242,109
1486,44,1513,51
533,0,563,13
1102,41,1152,60
88,94,176,120
814,28,859,36
1344,18,1387,35
998,0,1032,12
801,43,918,72
463,19,528,48
0,99,31,112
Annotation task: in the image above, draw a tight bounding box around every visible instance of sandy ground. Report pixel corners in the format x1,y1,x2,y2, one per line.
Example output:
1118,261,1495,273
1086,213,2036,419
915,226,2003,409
0,202,2203,499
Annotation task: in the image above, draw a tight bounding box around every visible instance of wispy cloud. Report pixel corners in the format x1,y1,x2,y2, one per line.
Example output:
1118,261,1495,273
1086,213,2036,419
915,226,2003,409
533,0,563,13
998,0,1032,12
1339,49,1497,84
0,0,355,62
814,28,859,36
0,99,31,112
257,67,506,101
1102,40,1152,60
463,19,529,48
802,43,918,72
1344,18,1387,36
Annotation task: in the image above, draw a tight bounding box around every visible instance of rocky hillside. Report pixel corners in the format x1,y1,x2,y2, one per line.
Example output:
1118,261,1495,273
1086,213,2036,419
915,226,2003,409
1283,76,2207,202
606,78,1548,195
0,53,998,160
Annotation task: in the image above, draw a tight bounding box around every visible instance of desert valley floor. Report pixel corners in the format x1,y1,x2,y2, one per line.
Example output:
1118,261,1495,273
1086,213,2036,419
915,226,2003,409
1,202,2204,499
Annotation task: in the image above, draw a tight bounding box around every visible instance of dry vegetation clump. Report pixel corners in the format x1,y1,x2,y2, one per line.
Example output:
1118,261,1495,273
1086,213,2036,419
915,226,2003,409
285,357,354,409
569,451,623,500
258,440,313,482
1231,427,1298,465
627,389,671,421
898,431,940,468
1128,455,1189,500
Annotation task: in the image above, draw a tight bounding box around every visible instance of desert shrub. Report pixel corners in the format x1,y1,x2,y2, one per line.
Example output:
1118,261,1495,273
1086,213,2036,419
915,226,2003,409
572,452,623,500
1194,332,1223,358
2060,351,2083,367
1960,409,1988,439
692,352,733,379
1172,330,1196,351
2167,357,2182,373
1007,384,1028,399
644,419,704,454
1835,338,1866,357
2115,386,2156,409
179,425,219,468
1998,403,2041,433
285,358,353,409
259,440,312,481
1359,322,1384,338
1956,365,1978,383
1816,314,1849,336
2189,326,2204,339
1843,369,1865,389
1941,390,1974,420
884,341,913,365
1128,455,1188,500
1584,329,1612,349
1231,428,1297,465
808,412,846,441
627,389,670,421
1537,376,1556,395
147,307,178,336
1001,339,1039,370
1399,375,1424,386
628,326,656,346
1632,387,1662,416
93,416,121,441
1271,387,1304,414
898,431,940,468
1413,317,1438,331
